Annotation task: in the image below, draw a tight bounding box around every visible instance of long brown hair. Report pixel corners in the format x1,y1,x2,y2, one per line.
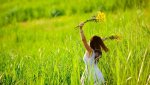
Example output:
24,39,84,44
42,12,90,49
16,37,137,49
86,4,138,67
90,35,108,63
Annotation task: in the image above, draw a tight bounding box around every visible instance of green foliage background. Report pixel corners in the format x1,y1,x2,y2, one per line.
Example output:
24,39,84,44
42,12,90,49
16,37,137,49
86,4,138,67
0,0,150,85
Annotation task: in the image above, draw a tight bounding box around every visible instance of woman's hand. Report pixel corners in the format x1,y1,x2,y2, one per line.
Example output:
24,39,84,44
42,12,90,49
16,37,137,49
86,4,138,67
79,22,84,29
79,22,92,54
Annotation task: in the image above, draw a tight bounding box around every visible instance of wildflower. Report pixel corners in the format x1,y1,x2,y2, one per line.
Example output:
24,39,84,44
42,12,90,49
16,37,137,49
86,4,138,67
109,35,121,42
96,11,106,22
75,11,106,28
109,35,121,40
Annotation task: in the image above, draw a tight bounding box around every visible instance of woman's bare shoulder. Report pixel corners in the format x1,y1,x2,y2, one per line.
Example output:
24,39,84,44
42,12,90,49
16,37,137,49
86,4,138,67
85,50,93,58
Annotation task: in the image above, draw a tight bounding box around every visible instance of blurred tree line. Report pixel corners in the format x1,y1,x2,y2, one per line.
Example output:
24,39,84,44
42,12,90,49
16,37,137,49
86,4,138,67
0,0,149,27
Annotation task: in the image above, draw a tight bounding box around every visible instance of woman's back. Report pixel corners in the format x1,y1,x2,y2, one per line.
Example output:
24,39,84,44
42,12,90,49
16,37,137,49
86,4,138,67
81,50,105,85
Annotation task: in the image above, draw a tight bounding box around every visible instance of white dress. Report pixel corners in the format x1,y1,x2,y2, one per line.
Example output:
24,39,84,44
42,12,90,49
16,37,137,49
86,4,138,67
81,50,105,85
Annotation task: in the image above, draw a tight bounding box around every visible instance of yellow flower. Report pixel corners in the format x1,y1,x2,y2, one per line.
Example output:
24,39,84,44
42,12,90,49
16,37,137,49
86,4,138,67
96,11,106,22
108,35,121,42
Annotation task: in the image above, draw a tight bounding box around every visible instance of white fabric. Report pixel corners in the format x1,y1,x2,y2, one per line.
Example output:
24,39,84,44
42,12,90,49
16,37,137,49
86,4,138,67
81,50,105,85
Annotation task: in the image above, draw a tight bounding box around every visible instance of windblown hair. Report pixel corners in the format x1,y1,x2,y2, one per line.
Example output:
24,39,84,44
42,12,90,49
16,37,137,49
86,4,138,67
90,35,108,63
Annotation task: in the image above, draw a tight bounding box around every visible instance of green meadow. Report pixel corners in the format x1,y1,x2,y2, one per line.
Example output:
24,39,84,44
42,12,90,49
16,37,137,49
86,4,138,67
0,0,150,85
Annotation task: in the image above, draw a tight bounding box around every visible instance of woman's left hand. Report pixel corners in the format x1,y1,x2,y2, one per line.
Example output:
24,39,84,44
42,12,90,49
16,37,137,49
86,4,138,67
79,22,84,29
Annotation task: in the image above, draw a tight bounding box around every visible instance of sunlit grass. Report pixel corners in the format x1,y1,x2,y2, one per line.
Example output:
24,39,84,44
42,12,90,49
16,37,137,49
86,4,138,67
0,8,150,85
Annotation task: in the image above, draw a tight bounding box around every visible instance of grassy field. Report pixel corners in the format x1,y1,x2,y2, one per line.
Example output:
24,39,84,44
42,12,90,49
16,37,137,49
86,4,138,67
0,0,150,85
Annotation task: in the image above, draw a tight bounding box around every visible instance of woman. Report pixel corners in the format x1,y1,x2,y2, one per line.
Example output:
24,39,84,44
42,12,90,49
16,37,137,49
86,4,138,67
79,22,108,85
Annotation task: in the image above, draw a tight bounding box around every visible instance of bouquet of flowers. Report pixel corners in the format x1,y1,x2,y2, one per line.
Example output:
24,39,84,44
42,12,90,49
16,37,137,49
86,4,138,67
75,11,106,28
75,11,121,41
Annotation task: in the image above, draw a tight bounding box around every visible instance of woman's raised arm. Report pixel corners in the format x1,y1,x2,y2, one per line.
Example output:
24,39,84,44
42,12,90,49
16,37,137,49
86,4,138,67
79,23,92,54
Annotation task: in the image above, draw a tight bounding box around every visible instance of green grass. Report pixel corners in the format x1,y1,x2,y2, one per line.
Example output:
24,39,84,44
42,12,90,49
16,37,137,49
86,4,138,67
0,0,150,85
0,0,149,27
